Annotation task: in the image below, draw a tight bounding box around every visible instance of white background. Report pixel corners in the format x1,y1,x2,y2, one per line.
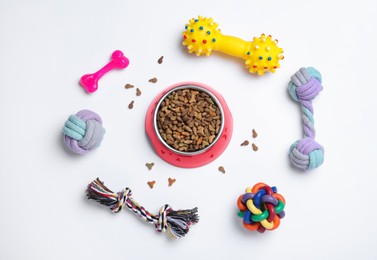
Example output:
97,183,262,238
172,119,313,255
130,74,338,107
1,0,376,259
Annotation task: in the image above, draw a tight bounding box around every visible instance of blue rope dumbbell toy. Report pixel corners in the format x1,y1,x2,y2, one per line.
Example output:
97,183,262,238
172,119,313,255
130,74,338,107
288,67,324,170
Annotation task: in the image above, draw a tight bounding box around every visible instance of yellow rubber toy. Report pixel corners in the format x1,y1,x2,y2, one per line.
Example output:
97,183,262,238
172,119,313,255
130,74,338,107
182,16,284,75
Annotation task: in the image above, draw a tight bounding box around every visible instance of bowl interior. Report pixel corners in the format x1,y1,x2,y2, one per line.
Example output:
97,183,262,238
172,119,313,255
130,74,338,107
153,84,225,156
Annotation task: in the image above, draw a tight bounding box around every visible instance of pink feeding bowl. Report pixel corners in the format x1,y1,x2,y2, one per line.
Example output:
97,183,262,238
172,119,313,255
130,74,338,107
145,82,233,168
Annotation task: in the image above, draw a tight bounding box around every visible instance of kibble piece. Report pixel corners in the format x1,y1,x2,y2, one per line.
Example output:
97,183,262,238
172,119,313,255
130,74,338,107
218,166,226,174
149,77,158,83
128,100,134,109
125,83,134,89
145,162,154,170
252,143,259,151
168,178,176,187
147,181,156,189
252,129,258,138
136,88,142,96
158,56,164,64
241,140,249,146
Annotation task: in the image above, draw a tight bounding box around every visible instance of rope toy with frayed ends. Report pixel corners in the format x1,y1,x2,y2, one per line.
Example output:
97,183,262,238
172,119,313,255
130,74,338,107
63,109,105,154
237,183,286,233
86,178,199,239
288,67,324,170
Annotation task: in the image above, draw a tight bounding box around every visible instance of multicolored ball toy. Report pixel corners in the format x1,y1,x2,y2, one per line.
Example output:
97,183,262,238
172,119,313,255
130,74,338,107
182,16,284,75
237,183,286,233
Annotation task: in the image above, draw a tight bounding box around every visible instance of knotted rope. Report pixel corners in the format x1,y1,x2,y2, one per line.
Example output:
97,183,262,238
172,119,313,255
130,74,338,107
86,178,199,239
63,109,105,154
288,67,324,170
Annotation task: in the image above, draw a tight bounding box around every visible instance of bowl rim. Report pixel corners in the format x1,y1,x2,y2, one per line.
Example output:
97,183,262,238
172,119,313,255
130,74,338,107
153,83,225,156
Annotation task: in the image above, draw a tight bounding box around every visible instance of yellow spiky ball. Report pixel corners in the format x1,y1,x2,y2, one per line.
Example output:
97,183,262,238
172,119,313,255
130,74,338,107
243,34,284,75
182,16,220,56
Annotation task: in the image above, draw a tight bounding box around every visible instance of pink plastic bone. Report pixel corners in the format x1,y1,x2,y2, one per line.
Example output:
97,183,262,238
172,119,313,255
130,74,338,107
80,50,129,93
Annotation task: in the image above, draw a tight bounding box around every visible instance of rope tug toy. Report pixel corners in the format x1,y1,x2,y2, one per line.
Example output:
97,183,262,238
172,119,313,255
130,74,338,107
288,67,324,170
237,183,286,233
86,178,199,239
182,16,284,75
63,109,105,154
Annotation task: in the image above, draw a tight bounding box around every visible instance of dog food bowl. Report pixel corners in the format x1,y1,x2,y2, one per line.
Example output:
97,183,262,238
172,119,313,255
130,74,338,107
145,81,233,168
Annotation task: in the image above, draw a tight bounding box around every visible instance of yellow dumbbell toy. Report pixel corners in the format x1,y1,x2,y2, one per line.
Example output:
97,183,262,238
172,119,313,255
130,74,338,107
182,16,284,75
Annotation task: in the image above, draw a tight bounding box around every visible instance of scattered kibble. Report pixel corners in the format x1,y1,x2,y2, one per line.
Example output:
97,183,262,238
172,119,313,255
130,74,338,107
136,88,142,96
158,56,164,64
149,77,158,83
125,83,134,89
145,162,154,171
252,129,258,138
168,178,176,187
241,140,249,146
147,181,156,189
218,166,226,174
128,100,134,109
252,143,259,151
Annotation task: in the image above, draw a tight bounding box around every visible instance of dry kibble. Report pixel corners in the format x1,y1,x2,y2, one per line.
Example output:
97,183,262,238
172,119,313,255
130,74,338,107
149,77,158,83
218,166,226,174
241,140,249,146
252,129,258,138
168,178,176,187
158,56,164,64
136,88,142,96
147,181,156,189
252,143,259,151
128,100,134,109
125,83,134,89
145,162,154,171
156,88,222,152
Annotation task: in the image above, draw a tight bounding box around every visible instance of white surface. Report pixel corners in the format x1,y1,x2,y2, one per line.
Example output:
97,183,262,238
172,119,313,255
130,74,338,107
0,0,376,259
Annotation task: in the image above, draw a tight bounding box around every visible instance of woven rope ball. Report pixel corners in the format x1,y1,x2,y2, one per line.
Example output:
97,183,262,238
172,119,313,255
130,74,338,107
63,109,105,154
237,183,286,233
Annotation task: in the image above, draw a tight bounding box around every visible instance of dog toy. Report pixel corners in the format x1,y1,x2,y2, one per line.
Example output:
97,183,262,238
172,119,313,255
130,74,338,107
288,67,324,170
237,183,285,233
182,16,284,75
63,109,105,154
80,50,129,93
86,178,199,239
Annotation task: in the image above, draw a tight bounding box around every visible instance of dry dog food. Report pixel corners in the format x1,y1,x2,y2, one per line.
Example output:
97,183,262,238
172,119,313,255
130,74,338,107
136,88,142,96
158,56,164,64
125,83,134,89
147,181,156,189
241,140,249,146
218,166,226,174
156,88,222,152
145,162,154,171
149,77,158,83
128,100,134,109
252,143,259,151
168,178,176,186
252,129,258,138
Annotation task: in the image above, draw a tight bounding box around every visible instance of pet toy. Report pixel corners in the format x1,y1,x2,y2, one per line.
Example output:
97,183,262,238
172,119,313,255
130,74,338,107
86,178,199,239
288,67,324,170
80,50,129,93
182,16,284,75
237,183,285,233
63,109,105,154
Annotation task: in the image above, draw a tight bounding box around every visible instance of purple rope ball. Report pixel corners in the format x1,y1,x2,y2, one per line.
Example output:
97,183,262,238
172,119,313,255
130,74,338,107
63,109,105,154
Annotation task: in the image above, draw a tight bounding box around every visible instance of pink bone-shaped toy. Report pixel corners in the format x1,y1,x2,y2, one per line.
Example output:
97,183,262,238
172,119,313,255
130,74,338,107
80,50,129,93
